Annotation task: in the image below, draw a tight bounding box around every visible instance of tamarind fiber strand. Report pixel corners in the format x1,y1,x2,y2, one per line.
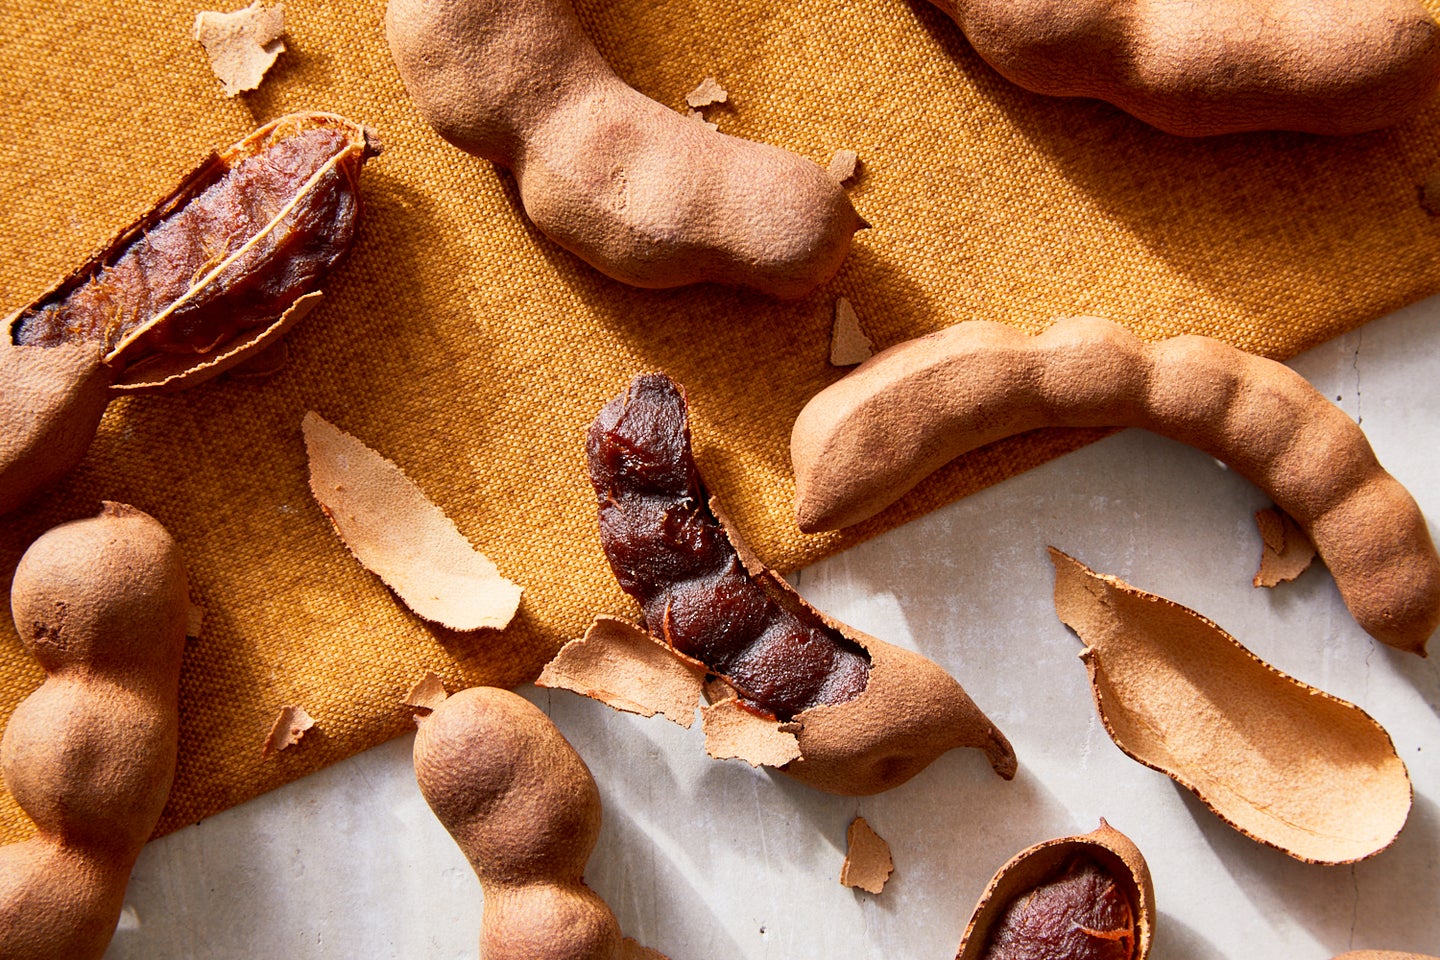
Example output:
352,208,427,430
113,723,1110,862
5,0,1440,841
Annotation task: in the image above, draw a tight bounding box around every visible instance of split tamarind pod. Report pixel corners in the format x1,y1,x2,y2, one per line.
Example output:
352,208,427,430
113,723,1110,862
384,0,864,297
413,686,665,960
0,112,378,517
0,502,189,960
589,373,1014,795
956,821,1154,960
791,316,1440,655
924,0,1440,136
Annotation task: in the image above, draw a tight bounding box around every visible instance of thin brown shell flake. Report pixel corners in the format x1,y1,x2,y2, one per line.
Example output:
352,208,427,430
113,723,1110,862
839,817,894,894
303,412,522,632
956,821,1154,960
1050,549,1412,864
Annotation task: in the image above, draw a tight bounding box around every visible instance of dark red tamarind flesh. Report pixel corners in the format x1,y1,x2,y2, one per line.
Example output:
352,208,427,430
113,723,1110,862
12,127,360,361
982,855,1136,960
587,373,870,720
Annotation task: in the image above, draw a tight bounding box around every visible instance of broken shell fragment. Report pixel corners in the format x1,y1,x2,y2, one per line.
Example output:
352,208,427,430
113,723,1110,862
956,821,1153,960
1253,506,1316,588
1050,549,1412,864
302,412,522,632
0,113,376,516
840,817,893,894
538,617,706,728
262,705,315,759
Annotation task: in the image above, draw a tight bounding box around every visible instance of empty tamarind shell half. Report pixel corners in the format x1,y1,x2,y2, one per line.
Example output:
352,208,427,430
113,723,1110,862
791,316,1440,655
924,0,1440,136
955,820,1154,960
1051,548,1412,864
582,372,1014,795
0,112,377,517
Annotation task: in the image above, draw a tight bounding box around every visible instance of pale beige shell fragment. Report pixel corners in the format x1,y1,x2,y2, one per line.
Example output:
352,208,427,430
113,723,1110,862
700,699,803,768
404,672,449,719
830,297,874,367
194,1,286,97
302,412,522,632
685,77,728,108
956,820,1154,960
262,704,314,759
840,817,893,894
1050,548,1412,864
827,149,859,183
1254,506,1316,587
1333,952,1440,960
537,617,705,728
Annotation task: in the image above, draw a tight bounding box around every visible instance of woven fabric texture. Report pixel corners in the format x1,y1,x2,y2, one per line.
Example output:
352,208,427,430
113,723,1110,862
3,0,1440,842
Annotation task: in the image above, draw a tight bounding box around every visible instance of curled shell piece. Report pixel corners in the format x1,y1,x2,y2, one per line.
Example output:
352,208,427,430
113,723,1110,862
1050,549,1412,864
792,316,1440,655
956,821,1154,960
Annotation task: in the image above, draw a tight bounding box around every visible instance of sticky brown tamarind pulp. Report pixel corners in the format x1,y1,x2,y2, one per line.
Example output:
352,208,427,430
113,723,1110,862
588,373,870,720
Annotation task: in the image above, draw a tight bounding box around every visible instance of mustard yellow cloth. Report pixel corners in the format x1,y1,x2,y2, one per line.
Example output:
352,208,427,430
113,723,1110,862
4,0,1440,843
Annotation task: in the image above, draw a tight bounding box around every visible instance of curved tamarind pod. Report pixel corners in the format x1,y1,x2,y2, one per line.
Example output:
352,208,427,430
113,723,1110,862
0,502,189,960
925,0,1440,137
0,112,376,517
590,373,1014,794
384,0,864,297
791,316,1440,654
414,686,661,960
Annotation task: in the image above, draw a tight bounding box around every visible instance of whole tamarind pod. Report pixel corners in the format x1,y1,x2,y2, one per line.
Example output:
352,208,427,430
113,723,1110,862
926,0,1440,136
588,373,1015,794
0,112,377,517
0,502,190,960
414,686,646,960
384,0,864,297
790,316,1440,654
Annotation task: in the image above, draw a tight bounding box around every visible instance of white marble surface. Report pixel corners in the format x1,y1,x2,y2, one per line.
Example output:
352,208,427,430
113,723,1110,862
103,298,1440,959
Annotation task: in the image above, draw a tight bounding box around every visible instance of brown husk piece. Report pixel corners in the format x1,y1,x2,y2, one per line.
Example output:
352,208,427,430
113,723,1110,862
684,77,729,109
404,672,449,719
827,149,860,183
1050,548,1412,864
1253,506,1317,587
194,1,287,97
840,816,893,894
830,297,874,367
701,698,803,767
302,412,522,632
538,617,705,728
956,821,1154,960
262,705,314,759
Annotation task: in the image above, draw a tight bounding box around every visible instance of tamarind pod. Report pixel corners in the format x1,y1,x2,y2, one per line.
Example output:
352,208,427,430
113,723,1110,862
791,316,1440,654
385,0,863,297
590,373,1014,794
926,0,1440,136
413,687,631,960
0,502,189,960
0,113,375,517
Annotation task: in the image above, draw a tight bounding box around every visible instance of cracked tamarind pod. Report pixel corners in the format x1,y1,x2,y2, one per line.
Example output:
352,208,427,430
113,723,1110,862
384,0,864,297
791,316,1440,655
413,686,666,960
956,821,1154,960
0,112,378,517
924,0,1440,136
0,503,189,960
587,373,1014,795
